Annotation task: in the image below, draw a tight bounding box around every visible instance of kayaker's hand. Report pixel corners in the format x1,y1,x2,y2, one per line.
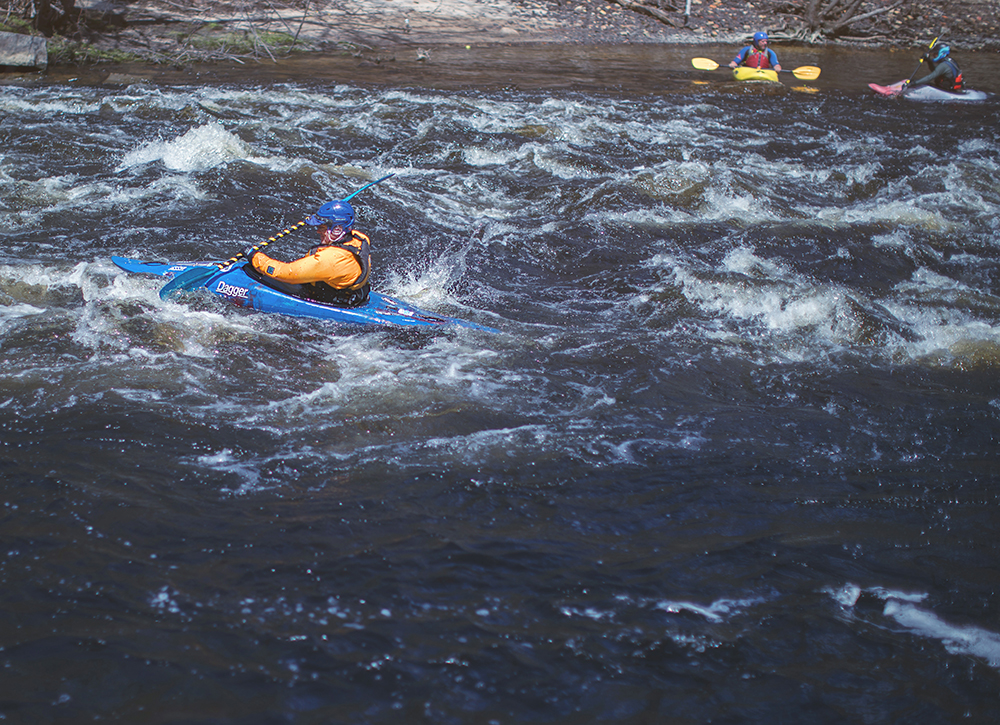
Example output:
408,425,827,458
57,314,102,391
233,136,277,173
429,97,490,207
241,244,260,262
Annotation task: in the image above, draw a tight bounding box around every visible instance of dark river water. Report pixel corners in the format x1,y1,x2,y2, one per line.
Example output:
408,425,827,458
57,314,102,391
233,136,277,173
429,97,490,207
2,44,1000,723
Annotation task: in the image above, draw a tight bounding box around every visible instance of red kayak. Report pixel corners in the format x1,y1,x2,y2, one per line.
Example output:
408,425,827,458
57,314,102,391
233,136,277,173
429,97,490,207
868,81,905,97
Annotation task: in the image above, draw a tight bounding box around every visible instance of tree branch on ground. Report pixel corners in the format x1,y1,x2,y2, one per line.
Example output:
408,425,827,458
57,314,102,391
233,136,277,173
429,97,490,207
791,0,909,41
606,0,684,28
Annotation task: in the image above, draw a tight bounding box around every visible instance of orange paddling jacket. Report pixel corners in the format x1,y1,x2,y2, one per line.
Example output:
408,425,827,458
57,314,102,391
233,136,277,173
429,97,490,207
250,230,371,297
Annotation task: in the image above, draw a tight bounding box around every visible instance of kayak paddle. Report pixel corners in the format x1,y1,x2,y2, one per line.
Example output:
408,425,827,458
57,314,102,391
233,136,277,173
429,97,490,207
158,221,308,300
899,36,939,91
691,57,821,81
342,173,395,201
158,173,395,300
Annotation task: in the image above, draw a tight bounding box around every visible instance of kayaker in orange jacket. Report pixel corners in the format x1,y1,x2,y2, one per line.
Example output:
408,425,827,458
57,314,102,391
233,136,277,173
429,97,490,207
243,199,372,308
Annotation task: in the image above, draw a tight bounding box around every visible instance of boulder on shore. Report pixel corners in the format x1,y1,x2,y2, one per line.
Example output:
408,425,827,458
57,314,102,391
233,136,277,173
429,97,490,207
0,31,47,69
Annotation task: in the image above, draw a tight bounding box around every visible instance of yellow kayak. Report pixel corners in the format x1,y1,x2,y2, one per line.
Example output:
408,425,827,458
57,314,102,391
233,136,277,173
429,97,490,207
733,67,780,83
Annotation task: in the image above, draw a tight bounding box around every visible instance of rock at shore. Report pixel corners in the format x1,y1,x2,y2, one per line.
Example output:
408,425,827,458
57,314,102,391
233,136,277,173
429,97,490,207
0,31,47,69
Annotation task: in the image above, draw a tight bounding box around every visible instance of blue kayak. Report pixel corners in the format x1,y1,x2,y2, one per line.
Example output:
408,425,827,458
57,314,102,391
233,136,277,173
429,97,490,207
112,256,497,332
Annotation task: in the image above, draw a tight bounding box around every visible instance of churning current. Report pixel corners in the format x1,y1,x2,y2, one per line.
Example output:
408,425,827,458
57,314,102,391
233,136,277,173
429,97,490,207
2,45,1000,723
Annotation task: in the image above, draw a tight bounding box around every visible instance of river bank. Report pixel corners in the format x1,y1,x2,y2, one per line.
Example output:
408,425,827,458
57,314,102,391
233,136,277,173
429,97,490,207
40,0,1000,72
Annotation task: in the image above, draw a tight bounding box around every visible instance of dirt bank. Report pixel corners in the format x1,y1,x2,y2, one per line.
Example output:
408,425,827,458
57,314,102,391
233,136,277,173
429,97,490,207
63,0,1000,65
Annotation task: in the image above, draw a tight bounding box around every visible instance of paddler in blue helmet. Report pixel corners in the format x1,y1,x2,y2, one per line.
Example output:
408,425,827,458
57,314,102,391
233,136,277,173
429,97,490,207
728,31,782,73
243,199,372,308
904,43,964,92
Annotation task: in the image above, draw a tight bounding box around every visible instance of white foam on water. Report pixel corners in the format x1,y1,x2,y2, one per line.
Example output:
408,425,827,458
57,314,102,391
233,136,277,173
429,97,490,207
649,247,840,356
647,233,1000,368
269,336,502,417
829,584,1000,670
1,172,213,232
830,582,863,607
116,123,284,173
461,145,525,169
882,601,1000,668
828,583,929,608
150,586,184,615
382,244,479,310
0,302,46,336
417,424,555,465
559,605,615,621
0,91,100,117
698,184,781,224
1,260,90,296
814,199,955,231
607,430,708,463
892,267,1000,360
190,449,267,496
72,265,249,359
654,596,764,623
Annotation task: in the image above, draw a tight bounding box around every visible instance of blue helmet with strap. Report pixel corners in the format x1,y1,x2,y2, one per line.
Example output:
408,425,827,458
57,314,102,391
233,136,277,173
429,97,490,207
930,44,950,62
306,199,355,229
753,32,768,45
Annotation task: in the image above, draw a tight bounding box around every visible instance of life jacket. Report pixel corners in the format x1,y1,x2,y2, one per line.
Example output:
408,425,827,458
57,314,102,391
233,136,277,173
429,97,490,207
743,47,772,70
303,230,371,306
249,230,373,308
315,230,371,291
933,58,964,91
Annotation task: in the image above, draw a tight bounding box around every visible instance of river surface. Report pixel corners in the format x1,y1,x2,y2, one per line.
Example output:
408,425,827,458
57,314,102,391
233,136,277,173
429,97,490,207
2,45,1000,723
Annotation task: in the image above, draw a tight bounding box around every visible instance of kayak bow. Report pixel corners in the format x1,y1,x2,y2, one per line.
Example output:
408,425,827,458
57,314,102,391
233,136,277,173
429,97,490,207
732,67,779,83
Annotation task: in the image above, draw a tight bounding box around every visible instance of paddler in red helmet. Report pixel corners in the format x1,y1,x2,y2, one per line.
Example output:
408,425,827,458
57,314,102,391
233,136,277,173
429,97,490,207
728,32,782,73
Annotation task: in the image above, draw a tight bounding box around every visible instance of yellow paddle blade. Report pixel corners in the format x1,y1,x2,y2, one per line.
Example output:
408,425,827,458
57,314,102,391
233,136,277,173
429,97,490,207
691,57,720,71
791,65,821,80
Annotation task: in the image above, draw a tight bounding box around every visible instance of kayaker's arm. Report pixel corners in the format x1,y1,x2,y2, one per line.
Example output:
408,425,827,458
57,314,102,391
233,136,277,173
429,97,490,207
908,63,949,88
249,248,362,288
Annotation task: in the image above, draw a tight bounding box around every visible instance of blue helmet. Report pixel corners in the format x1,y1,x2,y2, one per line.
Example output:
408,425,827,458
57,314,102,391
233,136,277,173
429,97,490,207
306,199,355,229
753,32,768,45
930,44,950,62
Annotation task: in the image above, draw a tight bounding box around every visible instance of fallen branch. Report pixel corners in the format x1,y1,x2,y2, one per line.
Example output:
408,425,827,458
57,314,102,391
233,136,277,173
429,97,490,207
800,0,907,39
606,0,683,28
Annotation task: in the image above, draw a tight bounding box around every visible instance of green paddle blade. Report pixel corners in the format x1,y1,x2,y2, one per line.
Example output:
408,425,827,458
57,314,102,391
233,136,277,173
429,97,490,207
159,266,218,300
691,57,720,71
